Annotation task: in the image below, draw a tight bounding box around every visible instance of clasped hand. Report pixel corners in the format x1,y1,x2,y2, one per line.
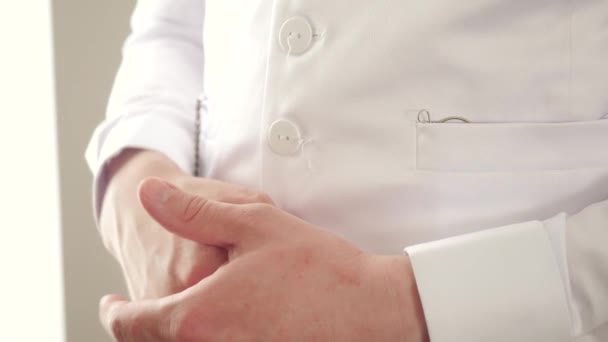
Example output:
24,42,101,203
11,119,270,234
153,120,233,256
100,178,428,341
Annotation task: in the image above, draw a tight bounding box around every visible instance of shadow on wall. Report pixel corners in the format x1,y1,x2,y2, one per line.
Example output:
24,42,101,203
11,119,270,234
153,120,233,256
52,0,135,341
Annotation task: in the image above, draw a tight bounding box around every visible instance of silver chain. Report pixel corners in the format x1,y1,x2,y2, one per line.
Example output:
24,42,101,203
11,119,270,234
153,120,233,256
194,98,201,176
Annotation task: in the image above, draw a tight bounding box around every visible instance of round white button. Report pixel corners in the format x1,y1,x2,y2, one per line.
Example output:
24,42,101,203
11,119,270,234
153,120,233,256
268,119,302,155
279,17,314,55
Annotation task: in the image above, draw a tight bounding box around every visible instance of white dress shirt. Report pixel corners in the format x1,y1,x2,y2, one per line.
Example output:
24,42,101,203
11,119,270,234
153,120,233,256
86,1,608,340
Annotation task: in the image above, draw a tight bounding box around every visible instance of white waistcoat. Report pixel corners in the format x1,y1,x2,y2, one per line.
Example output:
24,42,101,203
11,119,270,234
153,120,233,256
87,1,608,340
200,1,608,253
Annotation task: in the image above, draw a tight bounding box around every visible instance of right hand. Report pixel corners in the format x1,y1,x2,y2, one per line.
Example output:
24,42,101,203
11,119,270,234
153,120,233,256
98,149,274,300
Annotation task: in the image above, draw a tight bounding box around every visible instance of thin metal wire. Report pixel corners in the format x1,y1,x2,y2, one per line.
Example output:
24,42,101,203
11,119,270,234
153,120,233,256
417,109,432,123
437,116,471,123
417,109,470,124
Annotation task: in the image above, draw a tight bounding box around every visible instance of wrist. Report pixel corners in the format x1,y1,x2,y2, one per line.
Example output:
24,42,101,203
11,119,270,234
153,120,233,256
99,149,186,253
108,149,184,186
104,149,185,206
373,255,429,342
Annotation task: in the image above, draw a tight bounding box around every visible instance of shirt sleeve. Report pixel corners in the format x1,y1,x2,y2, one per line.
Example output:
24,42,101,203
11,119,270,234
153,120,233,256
405,198,608,342
85,0,205,217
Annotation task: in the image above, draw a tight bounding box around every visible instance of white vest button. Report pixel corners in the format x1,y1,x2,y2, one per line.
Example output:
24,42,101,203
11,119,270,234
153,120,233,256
268,119,302,155
279,17,314,55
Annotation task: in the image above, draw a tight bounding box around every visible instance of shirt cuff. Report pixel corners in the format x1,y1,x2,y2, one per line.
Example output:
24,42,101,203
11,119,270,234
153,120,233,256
85,113,195,221
405,219,571,342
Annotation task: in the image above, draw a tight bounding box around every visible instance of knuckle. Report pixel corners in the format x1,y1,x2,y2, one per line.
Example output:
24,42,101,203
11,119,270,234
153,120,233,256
242,202,276,223
232,187,274,205
252,192,275,205
181,195,208,223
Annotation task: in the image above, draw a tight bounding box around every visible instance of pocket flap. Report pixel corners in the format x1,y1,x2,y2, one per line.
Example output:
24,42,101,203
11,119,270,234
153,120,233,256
416,119,608,172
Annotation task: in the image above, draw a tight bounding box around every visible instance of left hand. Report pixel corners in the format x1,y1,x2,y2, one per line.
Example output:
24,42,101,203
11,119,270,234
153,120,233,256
99,178,429,341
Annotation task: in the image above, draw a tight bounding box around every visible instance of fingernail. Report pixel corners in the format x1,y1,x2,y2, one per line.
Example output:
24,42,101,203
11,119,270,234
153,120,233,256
143,179,177,204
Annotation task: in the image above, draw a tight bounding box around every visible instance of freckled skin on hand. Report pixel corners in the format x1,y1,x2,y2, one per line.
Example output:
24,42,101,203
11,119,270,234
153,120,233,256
100,178,427,341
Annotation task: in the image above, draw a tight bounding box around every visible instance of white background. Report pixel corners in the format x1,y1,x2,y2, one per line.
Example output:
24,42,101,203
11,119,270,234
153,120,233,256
0,1,65,341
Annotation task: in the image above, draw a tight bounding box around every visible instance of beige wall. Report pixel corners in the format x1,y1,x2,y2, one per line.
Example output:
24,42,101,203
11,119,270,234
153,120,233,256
52,1,135,341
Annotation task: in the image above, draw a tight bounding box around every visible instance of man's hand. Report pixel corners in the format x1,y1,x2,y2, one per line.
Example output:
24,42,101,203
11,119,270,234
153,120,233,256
99,178,429,341
99,149,274,299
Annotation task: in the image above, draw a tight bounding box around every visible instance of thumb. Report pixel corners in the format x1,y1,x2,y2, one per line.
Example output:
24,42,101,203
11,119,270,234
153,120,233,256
138,177,256,248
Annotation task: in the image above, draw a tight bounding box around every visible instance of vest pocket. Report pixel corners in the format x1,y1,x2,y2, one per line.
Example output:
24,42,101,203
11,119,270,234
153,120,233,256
415,119,608,172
